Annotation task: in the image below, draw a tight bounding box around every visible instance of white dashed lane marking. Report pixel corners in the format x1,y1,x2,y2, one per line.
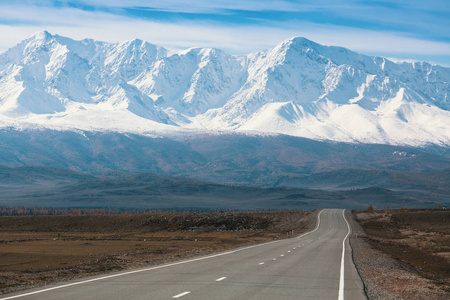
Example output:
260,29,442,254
173,291,191,298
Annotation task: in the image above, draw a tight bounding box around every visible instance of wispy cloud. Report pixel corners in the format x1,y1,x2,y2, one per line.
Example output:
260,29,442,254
10,0,318,14
26,0,448,40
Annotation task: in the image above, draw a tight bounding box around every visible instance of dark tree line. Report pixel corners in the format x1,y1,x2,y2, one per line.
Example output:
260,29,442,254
0,206,162,216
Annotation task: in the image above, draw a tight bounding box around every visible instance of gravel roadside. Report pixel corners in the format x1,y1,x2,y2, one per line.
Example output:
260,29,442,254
347,210,448,300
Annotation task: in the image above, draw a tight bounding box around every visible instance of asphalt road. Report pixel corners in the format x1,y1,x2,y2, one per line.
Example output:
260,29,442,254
2,209,366,300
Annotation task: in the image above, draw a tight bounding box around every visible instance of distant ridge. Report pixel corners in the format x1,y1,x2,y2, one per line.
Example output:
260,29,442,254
1,166,446,210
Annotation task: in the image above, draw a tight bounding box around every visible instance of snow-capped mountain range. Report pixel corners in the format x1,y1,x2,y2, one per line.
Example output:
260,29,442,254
1,31,449,146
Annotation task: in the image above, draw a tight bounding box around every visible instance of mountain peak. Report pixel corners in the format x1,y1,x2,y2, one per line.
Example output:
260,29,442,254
123,38,144,46
280,37,360,59
31,30,53,42
288,37,317,45
281,37,322,50
23,30,55,49
269,37,324,60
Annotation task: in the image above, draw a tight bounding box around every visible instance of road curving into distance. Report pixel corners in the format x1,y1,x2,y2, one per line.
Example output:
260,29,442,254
2,209,366,300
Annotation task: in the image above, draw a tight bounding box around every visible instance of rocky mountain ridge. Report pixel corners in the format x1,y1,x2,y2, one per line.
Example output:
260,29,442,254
0,31,449,146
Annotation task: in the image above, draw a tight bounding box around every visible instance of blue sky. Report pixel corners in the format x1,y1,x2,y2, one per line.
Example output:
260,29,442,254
0,0,449,66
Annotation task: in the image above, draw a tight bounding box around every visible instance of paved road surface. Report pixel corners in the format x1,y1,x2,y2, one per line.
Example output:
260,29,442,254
2,209,366,300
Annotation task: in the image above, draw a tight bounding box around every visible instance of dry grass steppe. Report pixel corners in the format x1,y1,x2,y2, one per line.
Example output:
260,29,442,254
0,210,313,294
351,209,450,299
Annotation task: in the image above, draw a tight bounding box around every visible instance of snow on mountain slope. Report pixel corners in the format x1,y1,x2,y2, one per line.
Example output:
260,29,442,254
0,32,449,146
133,47,246,117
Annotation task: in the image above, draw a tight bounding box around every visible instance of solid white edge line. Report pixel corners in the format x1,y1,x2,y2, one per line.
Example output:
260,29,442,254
1,209,324,300
296,209,323,240
172,291,191,298
338,209,351,300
